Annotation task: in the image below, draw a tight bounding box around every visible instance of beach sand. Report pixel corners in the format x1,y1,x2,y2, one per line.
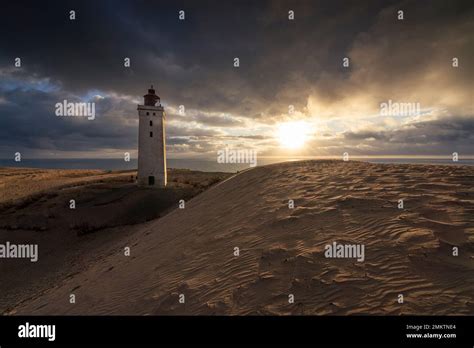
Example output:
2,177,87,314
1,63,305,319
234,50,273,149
2,160,473,315
0,167,230,313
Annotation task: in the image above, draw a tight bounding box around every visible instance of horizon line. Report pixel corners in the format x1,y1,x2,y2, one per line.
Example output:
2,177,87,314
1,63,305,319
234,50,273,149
1,155,474,160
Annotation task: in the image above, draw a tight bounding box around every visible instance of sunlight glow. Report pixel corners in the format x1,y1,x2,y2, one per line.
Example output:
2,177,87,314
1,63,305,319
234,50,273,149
277,121,310,149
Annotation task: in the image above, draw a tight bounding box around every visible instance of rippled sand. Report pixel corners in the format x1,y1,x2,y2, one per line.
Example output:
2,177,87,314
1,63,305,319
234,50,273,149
6,160,474,315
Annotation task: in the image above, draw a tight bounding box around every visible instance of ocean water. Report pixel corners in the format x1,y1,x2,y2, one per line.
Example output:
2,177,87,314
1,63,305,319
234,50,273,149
0,158,472,173
0,158,249,172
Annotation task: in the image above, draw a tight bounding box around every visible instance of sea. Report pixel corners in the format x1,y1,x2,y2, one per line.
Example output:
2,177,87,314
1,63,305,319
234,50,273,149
0,158,473,173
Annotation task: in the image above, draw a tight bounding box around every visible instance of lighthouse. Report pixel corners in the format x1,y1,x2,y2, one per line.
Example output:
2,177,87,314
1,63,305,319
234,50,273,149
137,85,167,187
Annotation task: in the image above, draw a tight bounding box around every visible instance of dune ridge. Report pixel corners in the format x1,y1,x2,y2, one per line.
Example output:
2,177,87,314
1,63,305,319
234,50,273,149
8,160,474,315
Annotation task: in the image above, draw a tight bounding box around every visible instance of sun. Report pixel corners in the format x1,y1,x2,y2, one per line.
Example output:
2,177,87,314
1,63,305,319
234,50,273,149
277,121,309,149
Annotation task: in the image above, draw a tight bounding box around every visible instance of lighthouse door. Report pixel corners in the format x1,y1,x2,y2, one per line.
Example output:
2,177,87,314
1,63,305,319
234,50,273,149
148,176,155,185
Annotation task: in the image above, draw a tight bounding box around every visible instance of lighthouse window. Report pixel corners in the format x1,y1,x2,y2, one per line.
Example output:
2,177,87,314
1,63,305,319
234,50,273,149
149,120,153,126
146,112,149,115
153,113,156,116
150,131,153,137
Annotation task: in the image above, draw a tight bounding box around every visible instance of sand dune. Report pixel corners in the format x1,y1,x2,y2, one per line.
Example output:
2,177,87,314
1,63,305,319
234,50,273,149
0,167,230,313
0,167,130,205
6,160,474,315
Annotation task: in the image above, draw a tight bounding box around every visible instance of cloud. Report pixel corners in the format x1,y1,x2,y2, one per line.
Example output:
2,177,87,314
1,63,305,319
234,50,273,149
0,0,472,158
340,116,474,155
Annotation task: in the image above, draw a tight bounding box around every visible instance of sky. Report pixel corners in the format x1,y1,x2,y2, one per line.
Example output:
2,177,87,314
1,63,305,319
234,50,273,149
0,0,473,160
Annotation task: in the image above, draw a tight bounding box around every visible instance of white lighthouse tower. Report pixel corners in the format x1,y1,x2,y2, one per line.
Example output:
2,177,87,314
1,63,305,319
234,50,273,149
137,85,167,187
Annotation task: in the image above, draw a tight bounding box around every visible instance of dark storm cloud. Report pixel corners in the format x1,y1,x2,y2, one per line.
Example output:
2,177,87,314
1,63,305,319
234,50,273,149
343,131,389,141
166,124,221,137
0,0,473,157
0,86,138,154
171,111,244,127
340,116,474,155
0,0,398,112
